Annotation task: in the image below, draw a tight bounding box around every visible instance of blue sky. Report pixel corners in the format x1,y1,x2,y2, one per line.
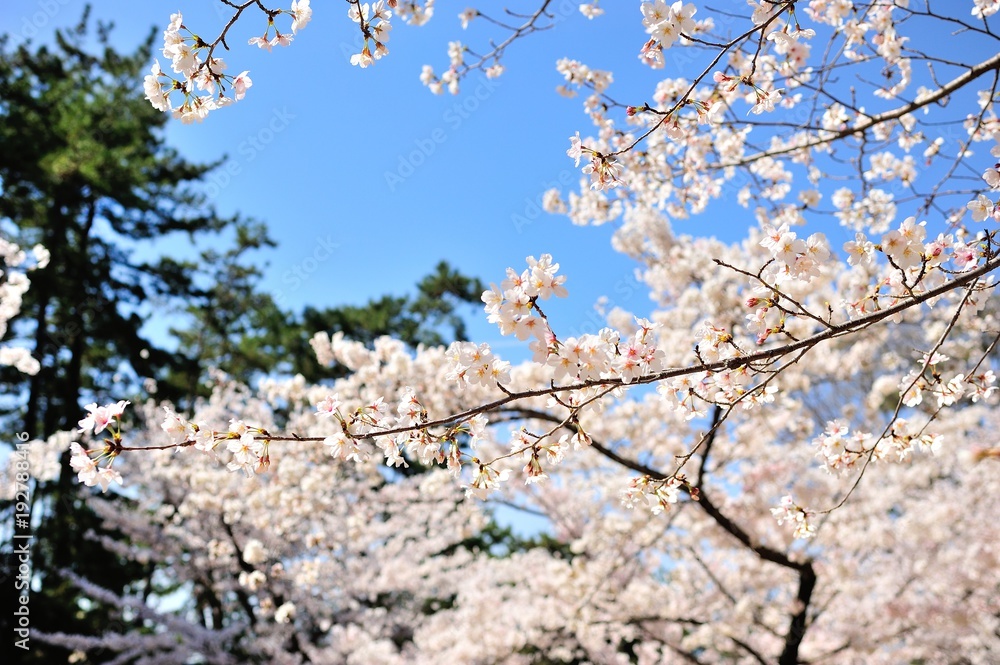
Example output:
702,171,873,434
3,1,665,359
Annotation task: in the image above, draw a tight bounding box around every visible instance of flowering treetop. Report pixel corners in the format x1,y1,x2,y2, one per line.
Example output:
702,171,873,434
114,0,1000,529
11,2,1000,662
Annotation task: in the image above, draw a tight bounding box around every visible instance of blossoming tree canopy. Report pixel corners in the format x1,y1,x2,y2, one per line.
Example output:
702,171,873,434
108,0,1000,526
23,0,1000,662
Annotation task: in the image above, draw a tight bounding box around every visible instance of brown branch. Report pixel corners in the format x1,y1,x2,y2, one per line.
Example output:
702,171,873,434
136,248,998,451
450,1,555,79
728,51,1000,168
697,410,815,665
779,562,817,665
731,635,771,665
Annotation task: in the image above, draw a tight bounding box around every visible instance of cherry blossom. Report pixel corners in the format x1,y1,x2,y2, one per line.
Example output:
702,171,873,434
290,0,312,33
458,8,476,29
0,238,45,375
78,400,130,436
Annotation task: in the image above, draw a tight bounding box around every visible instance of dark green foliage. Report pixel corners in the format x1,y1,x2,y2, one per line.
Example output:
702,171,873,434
436,519,575,560
289,259,485,382
170,258,485,390
0,9,248,429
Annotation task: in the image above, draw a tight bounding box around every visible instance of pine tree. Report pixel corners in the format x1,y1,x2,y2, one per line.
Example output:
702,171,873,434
0,11,268,661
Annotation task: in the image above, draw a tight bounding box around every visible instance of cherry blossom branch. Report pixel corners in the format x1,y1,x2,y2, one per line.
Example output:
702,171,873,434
205,1,272,60
916,68,1000,217
419,1,561,93
609,5,792,159
457,1,555,76
146,2,310,121
98,250,999,460
818,284,998,515
728,50,1000,169
896,3,1000,40
562,396,819,665
695,405,817,665
713,258,834,330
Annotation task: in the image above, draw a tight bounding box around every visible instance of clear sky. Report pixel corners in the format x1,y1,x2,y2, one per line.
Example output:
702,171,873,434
3,1,670,358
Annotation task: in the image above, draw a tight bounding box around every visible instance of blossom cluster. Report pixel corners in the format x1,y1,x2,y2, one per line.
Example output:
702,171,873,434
899,352,998,410
347,1,393,68
481,256,676,391
394,0,435,27
508,426,594,487
145,3,311,121
972,0,1000,20
340,392,468,482
0,239,48,376
812,417,945,477
638,1,701,68
840,216,995,320
70,401,130,491
770,494,816,539
621,474,687,514
481,253,567,337
445,342,512,388
566,132,624,191
418,35,480,94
